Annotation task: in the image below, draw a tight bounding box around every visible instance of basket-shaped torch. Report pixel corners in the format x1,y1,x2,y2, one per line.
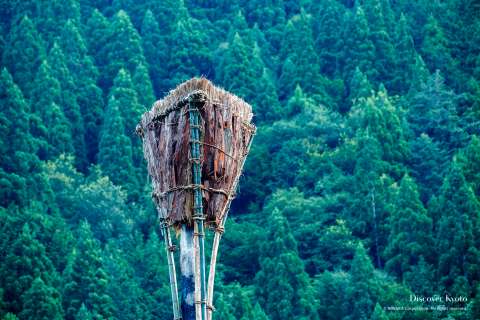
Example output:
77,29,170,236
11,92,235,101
137,78,255,320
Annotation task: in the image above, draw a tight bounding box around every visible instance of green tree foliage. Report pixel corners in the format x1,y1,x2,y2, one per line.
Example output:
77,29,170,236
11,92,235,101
63,222,115,320
31,61,61,112
408,54,430,94
245,0,285,51
1,313,18,320
458,135,480,197
278,10,325,101
312,0,343,76
44,155,132,242
251,303,270,320
1,1,479,319
315,249,408,320
104,244,151,320
0,289,5,317
213,292,235,320
409,134,448,203
149,0,184,35
362,0,395,85
75,303,93,320
221,219,265,283
0,69,45,207
261,188,354,275
105,68,144,180
348,133,389,268
217,283,269,320
135,230,172,320
342,6,376,82
39,102,75,159
31,61,74,160
37,0,81,44
97,93,139,197
109,68,143,140
392,13,416,93
315,271,350,319
84,9,110,79
19,277,64,320
345,92,409,264
140,9,166,95
349,88,409,169
285,85,309,117
468,284,480,319
43,155,82,221
0,224,58,314
408,71,465,151
167,6,211,89
2,15,45,96
239,90,342,210
433,162,480,296
47,43,88,170
0,2,17,28
344,245,376,320
76,169,131,242
403,256,435,298
255,209,318,320
216,33,264,103
58,19,104,164
224,10,250,44
369,303,388,320
462,77,480,134
109,0,144,27
133,63,155,108
0,202,74,274
314,219,358,274
421,15,455,76
253,68,282,122
102,10,146,90
348,67,373,106
384,175,433,282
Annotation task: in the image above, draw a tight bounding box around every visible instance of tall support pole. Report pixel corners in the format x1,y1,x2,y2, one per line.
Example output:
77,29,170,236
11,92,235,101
159,219,182,320
180,225,195,320
188,95,207,320
206,129,255,320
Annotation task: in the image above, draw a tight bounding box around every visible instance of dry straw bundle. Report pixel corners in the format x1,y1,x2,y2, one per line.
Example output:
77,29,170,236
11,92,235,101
137,78,255,229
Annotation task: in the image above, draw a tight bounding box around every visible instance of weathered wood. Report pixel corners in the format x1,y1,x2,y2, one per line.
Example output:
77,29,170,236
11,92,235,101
206,131,255,320
138,78,255,228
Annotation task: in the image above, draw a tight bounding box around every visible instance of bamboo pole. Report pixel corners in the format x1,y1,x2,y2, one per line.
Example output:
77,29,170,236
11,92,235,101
206,130,255,320
159,220,182,320
188,96,207,320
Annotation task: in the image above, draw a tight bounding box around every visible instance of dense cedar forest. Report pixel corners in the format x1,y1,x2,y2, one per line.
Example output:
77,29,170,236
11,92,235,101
0,0,479,319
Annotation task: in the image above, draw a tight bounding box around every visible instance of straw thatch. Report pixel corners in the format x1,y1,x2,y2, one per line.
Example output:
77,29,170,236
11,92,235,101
137,78,255,228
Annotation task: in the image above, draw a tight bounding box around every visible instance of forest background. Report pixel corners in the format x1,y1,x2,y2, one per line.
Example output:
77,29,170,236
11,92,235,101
0,0,479,319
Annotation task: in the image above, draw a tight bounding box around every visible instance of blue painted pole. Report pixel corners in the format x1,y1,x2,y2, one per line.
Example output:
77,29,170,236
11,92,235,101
180,225,195,320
